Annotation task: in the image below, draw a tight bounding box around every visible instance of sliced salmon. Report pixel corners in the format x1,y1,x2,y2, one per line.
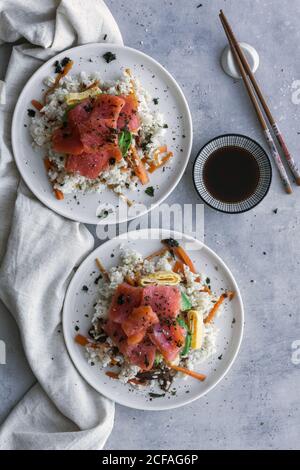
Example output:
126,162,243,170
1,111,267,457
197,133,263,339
103,320,156,370
109,283,143,324
126,338,156,371
65,144,121,179
127,330,146,346
141,286,181,319
149,321,186,362
102,319,132,356
52,124,84,155
122,305,159,343
117,94,140,132
78,94,125,153
52,95,125,178
52,99,91,155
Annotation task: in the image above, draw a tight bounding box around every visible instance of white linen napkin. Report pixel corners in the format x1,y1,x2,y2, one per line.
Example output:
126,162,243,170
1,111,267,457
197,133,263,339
0,0,123,450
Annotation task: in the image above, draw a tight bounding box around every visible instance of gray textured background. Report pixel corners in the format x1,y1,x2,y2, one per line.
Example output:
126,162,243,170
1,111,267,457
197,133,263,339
1,0,300,450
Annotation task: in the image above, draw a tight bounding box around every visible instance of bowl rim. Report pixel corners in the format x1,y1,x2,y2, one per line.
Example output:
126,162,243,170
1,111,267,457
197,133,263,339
192,133,272,214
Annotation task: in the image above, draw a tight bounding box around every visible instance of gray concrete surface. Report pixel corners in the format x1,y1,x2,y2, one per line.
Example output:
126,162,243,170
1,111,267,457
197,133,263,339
1,0,300,450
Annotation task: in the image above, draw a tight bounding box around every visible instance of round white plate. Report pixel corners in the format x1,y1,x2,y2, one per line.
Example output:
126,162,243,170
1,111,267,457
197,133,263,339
12,44,192,224
63,229,244,410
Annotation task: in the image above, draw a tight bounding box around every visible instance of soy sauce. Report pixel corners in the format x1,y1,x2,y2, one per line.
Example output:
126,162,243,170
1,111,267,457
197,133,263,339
203,146,260,203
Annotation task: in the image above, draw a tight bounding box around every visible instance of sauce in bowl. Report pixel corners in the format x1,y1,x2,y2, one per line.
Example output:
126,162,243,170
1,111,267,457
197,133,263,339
203,146,260,203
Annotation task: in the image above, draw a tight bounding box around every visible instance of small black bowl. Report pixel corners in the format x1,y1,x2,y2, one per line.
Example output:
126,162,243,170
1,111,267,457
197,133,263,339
193,134,272,214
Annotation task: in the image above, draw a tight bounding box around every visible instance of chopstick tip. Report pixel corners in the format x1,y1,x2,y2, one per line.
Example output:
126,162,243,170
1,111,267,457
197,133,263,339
285,186,293,194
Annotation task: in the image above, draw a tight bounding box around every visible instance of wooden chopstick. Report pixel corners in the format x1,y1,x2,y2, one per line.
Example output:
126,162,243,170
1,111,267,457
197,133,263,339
219,11,293,194
220,10,300,186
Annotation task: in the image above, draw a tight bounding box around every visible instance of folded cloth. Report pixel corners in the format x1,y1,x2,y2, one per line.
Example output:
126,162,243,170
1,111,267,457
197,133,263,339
0,0,123,451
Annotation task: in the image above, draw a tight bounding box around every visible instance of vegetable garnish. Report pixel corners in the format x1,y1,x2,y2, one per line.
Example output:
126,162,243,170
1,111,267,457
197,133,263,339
148,152,173,173
54,188,64,200
128,147,149,185
145,186,155,197
118,130,132,156
31,99,44,111
173,245,196,274
102,51,116,63
74,334,100,349
154,353,163,366
167,364,206,382
75,334,89,346
105,371,142,386
62,103,79,123
95,257,109,281
173,260,184,274
145,247,169,261
181,333,192,357
45,59,74,101
44,158,52,171
180,292,192,311
204,291,234,324
177,317,191,356
162,239,196,274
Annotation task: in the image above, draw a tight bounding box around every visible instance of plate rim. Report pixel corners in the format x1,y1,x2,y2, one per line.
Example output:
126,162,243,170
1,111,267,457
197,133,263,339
63,228,244,411
11,43,193,225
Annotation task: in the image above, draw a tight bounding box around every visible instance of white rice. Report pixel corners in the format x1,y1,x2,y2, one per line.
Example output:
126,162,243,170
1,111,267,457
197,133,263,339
29,69,168,196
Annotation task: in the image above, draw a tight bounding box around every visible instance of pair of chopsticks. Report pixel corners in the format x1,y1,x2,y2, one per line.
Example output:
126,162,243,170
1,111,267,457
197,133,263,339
219,10,300,194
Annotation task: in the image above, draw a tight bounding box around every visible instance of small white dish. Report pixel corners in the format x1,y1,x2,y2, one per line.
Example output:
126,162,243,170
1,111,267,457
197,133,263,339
221,42,259,79
63,228,244,411
12,44,192,224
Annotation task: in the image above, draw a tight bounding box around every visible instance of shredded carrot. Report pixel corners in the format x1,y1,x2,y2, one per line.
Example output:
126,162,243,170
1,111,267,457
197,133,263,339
75,334,100,349
145,247,169,261
60,60,74,78
201,285,211,294
54,188,64,200
95,257,109,281
227,291,235,301
148,152,173,173
44,158,52,171
120,193,134,207
44,60,74,101
105,371,142,386
106,371,119,379
125,274,137,286
128,378,142,385
31,99,44,111
204,291,234,324
173,260,185,274
158,145,167,153
168,364,206,382
173,245,196,274
128,147,149,185
75,334,90,347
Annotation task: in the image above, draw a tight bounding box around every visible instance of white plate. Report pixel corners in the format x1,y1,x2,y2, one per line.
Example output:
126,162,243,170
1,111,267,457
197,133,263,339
63,229,244,410
12,44,192,224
